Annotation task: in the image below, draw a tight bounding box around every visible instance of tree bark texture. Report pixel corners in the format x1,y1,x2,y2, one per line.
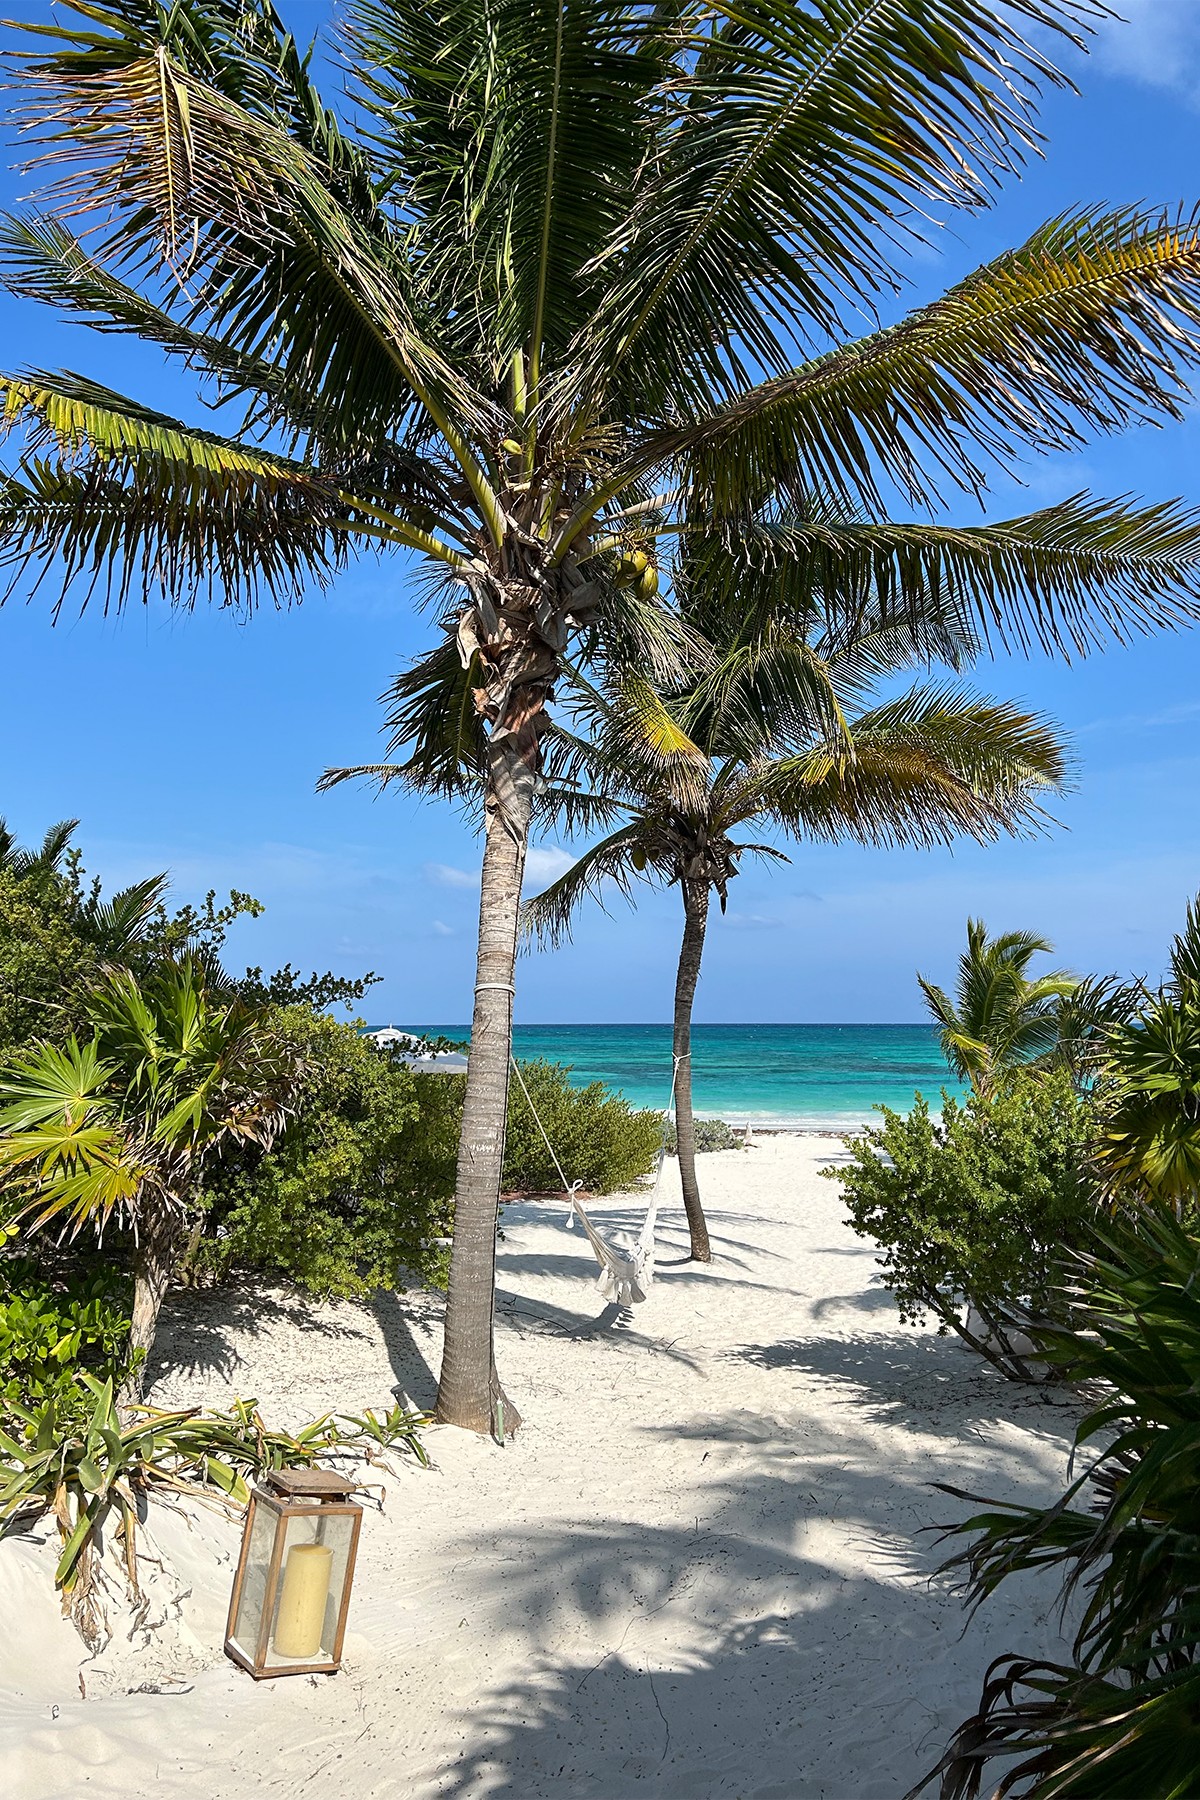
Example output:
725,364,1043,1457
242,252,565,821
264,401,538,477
120,1210,184,1407
673,878,712,1262
434,764,530,1434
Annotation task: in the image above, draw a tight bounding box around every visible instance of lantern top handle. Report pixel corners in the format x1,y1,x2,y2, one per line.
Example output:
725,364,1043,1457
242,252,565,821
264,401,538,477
264,1468,357,1500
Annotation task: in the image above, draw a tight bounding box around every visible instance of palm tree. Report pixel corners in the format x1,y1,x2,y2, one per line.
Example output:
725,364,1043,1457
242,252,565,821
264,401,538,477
0,957,299,1399
9,3,1200,1428
919,919,1078,1093
0,816,79,882
523,543,1069,1258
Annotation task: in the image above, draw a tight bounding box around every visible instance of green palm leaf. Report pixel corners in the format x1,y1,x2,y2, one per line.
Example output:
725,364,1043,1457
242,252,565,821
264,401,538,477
650,210,1200,524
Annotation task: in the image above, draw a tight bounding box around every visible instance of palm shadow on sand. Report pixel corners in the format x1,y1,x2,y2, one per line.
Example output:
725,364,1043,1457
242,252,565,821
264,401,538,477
426,1417,1074,1800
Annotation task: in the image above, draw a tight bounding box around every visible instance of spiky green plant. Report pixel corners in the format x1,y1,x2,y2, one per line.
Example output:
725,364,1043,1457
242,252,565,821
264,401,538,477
0,958,299,1393
0,1372,426,1647
10,1,1200,1429
918,1206,1200,1800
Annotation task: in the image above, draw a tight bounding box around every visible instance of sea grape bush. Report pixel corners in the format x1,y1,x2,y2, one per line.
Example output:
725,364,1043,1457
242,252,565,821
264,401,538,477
503,1059,662,1194
831,1070,1096,1378
0,1260,140,1422
194,1007,458,1297
662,1115,742,1155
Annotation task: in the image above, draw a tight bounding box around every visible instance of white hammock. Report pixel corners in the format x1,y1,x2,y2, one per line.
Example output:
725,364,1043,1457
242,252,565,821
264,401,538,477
508,1055,681,1307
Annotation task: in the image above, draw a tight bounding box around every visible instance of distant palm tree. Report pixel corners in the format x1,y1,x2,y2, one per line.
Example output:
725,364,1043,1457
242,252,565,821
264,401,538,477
0,813,171,963
11,2,1200,1429
920,920,1078,1093
0,958,299,1399
523,548,1068,1254
0,816,79,881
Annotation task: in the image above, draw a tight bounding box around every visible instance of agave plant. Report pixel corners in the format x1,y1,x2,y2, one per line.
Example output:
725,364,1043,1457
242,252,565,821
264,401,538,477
10,2,1200,1430
0,1371,426,1646
0,958,300,1395
917,1206,1200,1800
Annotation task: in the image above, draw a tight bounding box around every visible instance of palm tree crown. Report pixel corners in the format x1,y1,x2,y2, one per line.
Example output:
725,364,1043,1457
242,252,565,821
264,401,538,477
920,919,1079,1093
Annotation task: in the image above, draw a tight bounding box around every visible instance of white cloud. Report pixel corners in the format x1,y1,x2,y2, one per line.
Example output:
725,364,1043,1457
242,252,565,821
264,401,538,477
430,919,455,937
525,846,575,886
424,846,573,893
424,861,479,889
1093,0,1200,99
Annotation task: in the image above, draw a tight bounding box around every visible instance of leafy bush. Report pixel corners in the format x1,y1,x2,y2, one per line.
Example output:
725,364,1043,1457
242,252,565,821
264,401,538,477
0,1259,140,1421
0,868,97,1053
504,1060,662,1193
662,1115,742,1155
194,1009,457,1297
920,1206,1200,1800
0,1372,426,1647
831,1070,1096,1378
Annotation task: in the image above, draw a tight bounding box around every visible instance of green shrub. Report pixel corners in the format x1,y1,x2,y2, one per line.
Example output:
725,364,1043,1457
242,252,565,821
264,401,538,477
505,1060,662,1193
662,1115,742,1155
923,1206,1200,1800
830,1069,1096,1378
194,1009,457,1297
0,1259,140,1422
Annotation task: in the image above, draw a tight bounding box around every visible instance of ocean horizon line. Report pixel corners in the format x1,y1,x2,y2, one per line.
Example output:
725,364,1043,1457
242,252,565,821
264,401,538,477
378,1021,962,1127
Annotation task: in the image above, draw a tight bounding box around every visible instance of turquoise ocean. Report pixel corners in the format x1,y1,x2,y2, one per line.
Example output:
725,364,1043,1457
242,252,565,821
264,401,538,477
414,1023,966,1130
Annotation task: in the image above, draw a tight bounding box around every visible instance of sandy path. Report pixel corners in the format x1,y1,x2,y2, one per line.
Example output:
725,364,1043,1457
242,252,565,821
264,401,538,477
4,1137,1077,1799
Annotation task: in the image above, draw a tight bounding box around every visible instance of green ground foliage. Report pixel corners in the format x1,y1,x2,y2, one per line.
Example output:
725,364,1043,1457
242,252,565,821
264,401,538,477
923,1206,1200,1800
0,1373,426,1647
0,869,97,1053
504,1059,663,1194
194,1008,458,1297
0,1258,140,1423
833,1069,1096,1378
662,1116,742,1155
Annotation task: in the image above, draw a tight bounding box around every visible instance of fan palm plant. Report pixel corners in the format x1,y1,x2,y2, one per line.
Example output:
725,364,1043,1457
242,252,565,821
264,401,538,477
10,3,1200,1427
0,958,299,1399
920,920,1079,1094
522,530,1070,1258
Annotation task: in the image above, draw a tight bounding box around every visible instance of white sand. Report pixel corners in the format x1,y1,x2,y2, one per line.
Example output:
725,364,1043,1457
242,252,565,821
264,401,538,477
2,1136,1079,1798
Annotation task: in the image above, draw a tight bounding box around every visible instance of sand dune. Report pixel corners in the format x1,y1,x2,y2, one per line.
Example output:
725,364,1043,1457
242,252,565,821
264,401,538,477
2,1136,1078,1798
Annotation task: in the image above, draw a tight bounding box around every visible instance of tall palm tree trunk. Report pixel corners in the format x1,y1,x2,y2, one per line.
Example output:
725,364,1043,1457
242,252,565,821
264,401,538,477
673,878,712,1262
435,775,530,1434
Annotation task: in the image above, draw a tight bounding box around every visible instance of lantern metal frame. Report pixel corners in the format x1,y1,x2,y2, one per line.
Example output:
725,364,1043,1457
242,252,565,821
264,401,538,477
225,1467,364,1680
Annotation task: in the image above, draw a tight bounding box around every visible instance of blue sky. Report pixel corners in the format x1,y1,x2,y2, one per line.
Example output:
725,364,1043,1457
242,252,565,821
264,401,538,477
2,2,1200,1024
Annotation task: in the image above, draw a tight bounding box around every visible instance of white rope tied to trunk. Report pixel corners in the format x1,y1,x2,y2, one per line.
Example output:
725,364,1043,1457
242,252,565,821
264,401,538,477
507,1053,682,1307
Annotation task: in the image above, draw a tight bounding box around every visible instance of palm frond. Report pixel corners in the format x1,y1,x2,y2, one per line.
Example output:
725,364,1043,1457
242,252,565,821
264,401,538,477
7,6,500,514
583,0,1098,413
346,0,667,382
650,210,1200,527
520,823,649,947
746,683,1067,849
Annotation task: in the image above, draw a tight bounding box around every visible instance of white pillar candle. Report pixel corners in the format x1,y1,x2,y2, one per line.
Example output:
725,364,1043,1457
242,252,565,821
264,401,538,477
273,1543,334,1658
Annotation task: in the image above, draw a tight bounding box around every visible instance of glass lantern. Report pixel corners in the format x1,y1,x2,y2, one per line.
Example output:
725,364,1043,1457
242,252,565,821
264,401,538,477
225,1468,363,1679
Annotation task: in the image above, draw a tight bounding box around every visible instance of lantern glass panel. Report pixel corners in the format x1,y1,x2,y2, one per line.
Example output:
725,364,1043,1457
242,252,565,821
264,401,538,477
260,1508,358,1673
227,1495,278,1666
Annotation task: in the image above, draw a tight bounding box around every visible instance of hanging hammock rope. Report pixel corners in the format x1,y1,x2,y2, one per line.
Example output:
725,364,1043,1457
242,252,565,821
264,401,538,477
508,1053,682,1307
